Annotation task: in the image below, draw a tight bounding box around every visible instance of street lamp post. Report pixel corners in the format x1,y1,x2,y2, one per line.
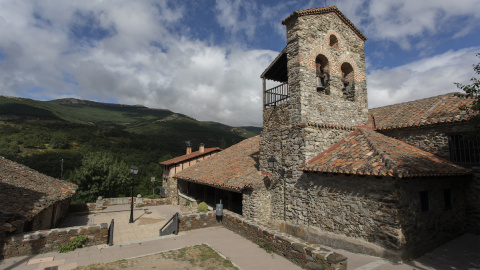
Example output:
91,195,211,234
151,177,155,197
129,165,139,223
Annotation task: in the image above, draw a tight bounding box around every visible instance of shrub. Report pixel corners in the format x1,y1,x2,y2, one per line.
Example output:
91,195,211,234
184,199,191,206
197,202,208,212
58,235,87,253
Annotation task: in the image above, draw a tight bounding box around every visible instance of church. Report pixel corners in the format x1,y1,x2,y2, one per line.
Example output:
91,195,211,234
161,6,479,260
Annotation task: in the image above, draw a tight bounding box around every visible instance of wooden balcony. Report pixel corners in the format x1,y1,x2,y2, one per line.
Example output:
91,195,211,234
264,83,289,108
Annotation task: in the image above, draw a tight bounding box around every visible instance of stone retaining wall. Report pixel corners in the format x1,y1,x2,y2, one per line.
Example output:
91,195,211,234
69,197,172,213
0,223,108,259
223,211,347,270
177,211,347,270
178,211,219,231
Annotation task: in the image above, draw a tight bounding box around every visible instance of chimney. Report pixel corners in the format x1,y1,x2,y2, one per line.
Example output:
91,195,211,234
199,143,205,153
186,141,192,154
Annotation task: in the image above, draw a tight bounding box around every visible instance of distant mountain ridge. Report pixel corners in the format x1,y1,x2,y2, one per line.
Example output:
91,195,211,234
0,95,261,137
49,98,154,109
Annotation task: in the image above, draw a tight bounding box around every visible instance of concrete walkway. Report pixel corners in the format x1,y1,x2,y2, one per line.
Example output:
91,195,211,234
1,205,479,270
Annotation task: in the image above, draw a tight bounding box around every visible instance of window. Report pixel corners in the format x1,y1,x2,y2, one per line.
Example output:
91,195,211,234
420,191,429,212
449,134,480,164
444,189,452,210
329,35,339,49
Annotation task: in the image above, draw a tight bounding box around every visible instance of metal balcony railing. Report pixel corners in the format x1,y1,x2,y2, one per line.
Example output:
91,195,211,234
265,83,289,108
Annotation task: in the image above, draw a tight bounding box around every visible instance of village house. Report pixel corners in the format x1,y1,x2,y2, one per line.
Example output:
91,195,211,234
160,142,222,208
162,6,479,260
0,157,77,237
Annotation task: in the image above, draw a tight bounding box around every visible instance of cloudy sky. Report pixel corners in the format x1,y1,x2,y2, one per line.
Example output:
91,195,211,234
0,0,479,127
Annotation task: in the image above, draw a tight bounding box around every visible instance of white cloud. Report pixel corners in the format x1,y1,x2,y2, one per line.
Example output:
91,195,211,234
368,47,479,108
214,0,259,41
338,0,480,49
1,0,478,128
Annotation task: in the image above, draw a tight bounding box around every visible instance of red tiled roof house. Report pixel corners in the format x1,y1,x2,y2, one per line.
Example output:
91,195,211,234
160,143,221,206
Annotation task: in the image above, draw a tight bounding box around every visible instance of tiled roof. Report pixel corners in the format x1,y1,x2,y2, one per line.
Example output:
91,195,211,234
0,157,77,232
160,147,222,166
303,128,471,178
370,92,474,130
282,6,367,41
175,136,263,192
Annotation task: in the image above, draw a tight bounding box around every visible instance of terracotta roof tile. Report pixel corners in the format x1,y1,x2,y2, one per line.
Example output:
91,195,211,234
160,147,222,166
370,92,474,130
303,128,471,178
0,157,77,232
282,6,367,41
175,136,263,191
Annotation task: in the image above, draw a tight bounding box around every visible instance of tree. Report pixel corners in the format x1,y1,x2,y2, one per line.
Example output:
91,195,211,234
70,152,130,202
456,53,480,138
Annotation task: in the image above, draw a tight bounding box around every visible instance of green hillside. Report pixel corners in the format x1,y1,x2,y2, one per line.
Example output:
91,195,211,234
0,95,260,202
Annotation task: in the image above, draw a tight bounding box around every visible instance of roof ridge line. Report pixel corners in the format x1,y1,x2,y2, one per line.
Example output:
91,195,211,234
359,129,399,176
419,92,451,121
307,129,359,165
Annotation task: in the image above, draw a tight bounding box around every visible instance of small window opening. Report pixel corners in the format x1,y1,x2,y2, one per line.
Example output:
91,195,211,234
315,55,330,94
444,189,452,210
420,191,429,212
448,134,480,164
329,35,339,49
341,62,355,101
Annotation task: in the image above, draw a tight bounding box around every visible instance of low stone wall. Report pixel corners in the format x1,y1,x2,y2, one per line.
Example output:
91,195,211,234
0,223,108,259
178,211,219,231
223,211,347,270
177,210,347,270
103,197,171,206
69,197,172,213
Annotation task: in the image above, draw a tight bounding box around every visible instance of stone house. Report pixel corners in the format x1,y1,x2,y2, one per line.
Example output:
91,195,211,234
0,157,77,237
163,6,478,260
160,143,222,206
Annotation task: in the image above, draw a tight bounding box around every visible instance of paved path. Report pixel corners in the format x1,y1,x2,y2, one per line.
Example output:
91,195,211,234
1,205,479,270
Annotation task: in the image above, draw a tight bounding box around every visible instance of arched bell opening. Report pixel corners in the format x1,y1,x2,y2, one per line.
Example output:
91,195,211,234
341,62,355,101
315,55,330,94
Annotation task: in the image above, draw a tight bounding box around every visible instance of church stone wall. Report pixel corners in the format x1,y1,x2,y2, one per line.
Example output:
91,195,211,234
269,173,467,260
377,123,472,159
242,185,271,221
397,177,467,259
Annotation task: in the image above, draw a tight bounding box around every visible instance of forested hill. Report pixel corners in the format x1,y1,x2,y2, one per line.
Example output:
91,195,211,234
0,95,260,202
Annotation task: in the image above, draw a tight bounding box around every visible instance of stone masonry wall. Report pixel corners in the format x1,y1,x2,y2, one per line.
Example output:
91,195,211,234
272,173,468,260
284,12,368,126
378,123,471,159
466,167,480,234
178,211,219,231
260,122,351,222
242,185,271,221
178,210,348,270
163,176,179,205
223,210,347,270
397,177,467,259
0,223,108,259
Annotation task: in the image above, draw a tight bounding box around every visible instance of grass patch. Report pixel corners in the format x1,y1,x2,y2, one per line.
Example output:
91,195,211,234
75,244,238,270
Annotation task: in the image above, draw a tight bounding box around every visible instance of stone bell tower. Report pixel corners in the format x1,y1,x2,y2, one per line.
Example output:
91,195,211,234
259,6,368,221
